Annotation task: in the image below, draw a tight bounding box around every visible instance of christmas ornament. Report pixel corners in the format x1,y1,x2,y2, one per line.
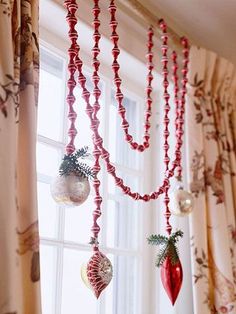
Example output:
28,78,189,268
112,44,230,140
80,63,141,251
169,187,194,216
161,255,183,305
62,0,190,305
86,250,113,298
51,173,90,206
51,147,94,207
148,230,183,305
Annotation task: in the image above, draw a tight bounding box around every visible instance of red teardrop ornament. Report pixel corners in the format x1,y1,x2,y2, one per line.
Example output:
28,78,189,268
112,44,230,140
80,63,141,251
160,256,183,305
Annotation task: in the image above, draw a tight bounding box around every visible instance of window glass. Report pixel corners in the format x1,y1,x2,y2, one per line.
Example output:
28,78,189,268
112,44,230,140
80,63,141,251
38,49,65,141
109,91,140,170
61,249,97,314
38,182,58,238
40,245,57,314
64,196,94,244
36,142,61,177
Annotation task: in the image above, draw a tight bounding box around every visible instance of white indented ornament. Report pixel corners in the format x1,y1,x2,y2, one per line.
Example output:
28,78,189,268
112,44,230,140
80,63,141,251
51,173,90,207
169,186,194,216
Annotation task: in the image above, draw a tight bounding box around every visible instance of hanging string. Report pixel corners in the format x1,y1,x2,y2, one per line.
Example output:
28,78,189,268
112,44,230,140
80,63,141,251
64,0,79,155
109,0,154,152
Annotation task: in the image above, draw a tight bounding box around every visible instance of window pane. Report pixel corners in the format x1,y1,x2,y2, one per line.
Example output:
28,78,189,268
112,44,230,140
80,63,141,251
38,181,58,238
36,142,61,177
61,249,98,314
64,196,94,244
40,244,57,314
73,80,104,151
106,173,139,249
73,87,93,150
104,254,138,314
108,172,139,196
106,197,140,250
38,49,65,141
109,92,140,170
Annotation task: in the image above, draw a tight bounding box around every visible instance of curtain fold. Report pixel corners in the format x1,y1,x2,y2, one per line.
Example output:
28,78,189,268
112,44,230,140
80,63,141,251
186,46,236,314
0,0,41,313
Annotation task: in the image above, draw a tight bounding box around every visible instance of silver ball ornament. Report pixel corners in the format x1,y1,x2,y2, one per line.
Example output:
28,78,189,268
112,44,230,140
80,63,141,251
50,173,90,207
169,187,194,216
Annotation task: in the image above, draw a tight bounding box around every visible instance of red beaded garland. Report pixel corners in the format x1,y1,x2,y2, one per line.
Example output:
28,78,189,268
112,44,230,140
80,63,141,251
91,0,102,251
159,19,172,235
109,0,154,152
64,0,79,155
176,37,189,180
64,0,189,205
64,0,190,303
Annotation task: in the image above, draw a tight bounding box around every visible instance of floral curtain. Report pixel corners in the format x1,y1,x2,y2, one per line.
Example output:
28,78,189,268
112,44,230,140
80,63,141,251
0,0,41,313
186,46,236,314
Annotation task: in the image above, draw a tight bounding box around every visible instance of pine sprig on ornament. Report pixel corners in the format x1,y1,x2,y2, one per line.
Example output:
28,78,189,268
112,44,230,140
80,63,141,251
59,146,95,179
147,230,183,267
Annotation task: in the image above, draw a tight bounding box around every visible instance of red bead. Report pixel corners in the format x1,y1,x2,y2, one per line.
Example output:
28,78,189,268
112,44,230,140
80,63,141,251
125,134,133,143
138,145,144,152
131,142,138,150
143,195,151,202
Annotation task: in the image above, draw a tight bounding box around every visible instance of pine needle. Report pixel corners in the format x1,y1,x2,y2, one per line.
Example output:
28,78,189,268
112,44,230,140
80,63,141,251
147,230,183,267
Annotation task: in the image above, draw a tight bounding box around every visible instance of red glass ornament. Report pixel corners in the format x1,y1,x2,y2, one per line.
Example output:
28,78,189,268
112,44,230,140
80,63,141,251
160,256,183,305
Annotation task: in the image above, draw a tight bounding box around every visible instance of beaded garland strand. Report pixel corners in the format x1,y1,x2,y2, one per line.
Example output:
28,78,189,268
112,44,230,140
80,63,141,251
62,0,190,304
109,0,154,152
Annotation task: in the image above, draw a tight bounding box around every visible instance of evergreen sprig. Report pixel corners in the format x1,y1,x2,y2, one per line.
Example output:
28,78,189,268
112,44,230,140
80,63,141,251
147,230,183,267
59,146,95,179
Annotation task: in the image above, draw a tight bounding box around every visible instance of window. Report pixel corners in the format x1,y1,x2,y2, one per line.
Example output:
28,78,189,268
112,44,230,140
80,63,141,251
38,2,194,313
37,47,146,314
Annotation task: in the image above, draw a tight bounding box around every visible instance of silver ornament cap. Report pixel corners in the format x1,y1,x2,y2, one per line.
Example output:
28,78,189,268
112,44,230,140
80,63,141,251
50,173,90,207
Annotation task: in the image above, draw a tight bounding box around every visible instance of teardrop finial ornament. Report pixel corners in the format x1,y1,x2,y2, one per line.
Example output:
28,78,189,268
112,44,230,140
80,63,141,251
86,251,113,298
161,255,183,305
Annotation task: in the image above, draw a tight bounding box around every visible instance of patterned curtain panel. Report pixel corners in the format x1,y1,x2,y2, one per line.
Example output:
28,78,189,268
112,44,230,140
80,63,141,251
0,0,41,313
186,46,236,314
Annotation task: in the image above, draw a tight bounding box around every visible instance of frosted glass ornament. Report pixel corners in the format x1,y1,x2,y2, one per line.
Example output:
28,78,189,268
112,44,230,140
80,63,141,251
169,187,194,216
50,173,90,207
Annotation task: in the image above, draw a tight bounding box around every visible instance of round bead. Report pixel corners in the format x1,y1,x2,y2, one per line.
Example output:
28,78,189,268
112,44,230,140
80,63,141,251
131,142,138,150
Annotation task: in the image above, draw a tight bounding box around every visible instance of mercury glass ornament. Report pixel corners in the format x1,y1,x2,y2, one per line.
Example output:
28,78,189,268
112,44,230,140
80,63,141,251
50,173,90,207
169,187,194,216
82,251,113,298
